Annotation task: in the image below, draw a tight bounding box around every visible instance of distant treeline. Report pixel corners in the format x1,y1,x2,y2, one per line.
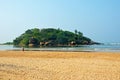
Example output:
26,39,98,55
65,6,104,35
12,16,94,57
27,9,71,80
2,42,13,45
13,28,98,47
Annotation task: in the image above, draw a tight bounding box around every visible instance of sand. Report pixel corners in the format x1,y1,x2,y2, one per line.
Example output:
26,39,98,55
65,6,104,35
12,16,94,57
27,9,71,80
0,51,120,80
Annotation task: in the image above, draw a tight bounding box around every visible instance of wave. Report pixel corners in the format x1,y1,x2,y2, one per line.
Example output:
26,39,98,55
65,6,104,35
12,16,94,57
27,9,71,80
104,43,120,46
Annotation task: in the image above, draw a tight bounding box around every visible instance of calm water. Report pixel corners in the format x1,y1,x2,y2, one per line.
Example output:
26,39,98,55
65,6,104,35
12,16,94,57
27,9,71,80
0,43,120,52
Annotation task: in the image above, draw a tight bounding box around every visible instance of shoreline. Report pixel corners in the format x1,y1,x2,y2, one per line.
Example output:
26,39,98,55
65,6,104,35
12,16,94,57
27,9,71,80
1,44,120,52
4,49,120,53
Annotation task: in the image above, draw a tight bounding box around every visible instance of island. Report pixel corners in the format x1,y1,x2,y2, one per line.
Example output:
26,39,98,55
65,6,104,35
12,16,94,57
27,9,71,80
13,28,100,47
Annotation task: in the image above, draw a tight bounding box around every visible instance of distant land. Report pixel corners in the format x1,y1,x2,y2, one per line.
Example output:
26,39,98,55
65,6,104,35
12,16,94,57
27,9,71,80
12,28,100,47
0,42,13,45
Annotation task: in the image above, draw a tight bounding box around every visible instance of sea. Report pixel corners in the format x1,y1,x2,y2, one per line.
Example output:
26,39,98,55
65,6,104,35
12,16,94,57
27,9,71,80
0,43,120,52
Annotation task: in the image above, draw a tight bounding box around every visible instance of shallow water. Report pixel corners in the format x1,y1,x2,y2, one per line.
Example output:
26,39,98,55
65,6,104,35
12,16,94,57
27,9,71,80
0,43,120,52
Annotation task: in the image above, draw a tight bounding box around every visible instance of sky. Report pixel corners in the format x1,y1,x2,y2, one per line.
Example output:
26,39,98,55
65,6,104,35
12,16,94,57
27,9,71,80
0,0,120,43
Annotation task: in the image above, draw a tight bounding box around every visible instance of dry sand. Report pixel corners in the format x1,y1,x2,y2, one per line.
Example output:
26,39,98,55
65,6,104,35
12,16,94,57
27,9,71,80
0,51,120,80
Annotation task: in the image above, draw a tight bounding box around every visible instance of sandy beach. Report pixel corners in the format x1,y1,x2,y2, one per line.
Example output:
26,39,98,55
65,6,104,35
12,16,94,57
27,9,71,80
0,51,120,80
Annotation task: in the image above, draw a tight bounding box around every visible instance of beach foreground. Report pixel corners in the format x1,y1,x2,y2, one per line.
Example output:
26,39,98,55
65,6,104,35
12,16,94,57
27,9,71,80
0,51,120,80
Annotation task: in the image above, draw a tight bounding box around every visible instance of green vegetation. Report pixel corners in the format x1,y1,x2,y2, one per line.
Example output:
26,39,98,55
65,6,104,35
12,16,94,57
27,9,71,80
13,28,95,47
3,42,13,45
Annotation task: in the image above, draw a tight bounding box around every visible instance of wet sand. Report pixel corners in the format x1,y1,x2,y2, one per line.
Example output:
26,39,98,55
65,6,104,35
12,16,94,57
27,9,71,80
0,51,120,80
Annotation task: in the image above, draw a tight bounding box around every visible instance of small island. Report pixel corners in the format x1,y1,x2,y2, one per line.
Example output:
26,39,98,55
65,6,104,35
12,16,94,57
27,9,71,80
13,28,99,47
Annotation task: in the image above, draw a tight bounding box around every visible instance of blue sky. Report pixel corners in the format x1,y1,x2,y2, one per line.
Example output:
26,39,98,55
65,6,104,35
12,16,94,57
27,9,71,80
0,0,120,43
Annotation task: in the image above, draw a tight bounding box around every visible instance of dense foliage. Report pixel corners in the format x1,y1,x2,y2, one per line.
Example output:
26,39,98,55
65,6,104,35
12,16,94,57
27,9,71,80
13,28,92,47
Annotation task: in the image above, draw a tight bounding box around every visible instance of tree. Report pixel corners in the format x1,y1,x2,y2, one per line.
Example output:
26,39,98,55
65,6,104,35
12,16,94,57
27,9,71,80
74,29,78,34
19,38,29,46
78,31,83,36
29,37,39,46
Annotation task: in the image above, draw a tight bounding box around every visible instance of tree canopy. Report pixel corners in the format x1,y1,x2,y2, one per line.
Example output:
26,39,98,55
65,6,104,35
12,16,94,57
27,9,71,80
13,28,93,47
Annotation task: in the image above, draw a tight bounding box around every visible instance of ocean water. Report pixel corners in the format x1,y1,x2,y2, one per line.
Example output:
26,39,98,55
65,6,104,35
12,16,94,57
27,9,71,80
0,43,120,52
